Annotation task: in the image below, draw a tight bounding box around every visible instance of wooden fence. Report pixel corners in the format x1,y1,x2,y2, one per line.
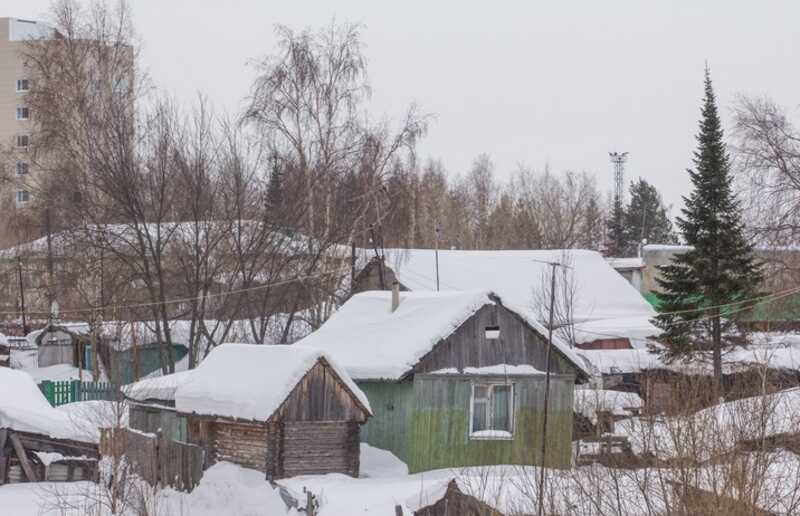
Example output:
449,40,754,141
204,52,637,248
100,427,204,492
39,380,117,407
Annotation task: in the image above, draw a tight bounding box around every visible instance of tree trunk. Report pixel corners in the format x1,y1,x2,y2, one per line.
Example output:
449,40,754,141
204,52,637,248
712,308,723,402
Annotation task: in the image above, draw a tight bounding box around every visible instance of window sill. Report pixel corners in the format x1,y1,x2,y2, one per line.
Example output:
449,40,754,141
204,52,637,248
469,430,513,441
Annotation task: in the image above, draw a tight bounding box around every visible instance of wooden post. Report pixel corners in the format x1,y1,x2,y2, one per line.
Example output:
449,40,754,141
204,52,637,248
9,432,38,482
0,429,8,484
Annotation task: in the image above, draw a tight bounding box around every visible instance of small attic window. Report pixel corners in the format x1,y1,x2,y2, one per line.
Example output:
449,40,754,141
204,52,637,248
485,325,500,340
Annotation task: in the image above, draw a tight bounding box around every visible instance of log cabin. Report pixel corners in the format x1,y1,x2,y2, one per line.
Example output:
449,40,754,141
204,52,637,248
297,287,590,473
173,344,371,479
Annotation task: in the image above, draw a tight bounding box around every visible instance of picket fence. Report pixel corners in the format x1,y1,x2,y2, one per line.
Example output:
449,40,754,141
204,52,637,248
38,380,117,407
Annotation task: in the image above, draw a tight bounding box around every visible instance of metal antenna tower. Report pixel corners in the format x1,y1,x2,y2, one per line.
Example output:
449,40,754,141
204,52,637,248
609,151,629,206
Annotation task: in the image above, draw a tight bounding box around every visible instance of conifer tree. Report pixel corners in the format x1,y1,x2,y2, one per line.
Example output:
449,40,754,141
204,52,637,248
606,198,625,256
622,178,676,255
654,68,763,398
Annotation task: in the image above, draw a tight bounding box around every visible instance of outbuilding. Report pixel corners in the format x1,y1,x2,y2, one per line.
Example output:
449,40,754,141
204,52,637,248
175,344,372,479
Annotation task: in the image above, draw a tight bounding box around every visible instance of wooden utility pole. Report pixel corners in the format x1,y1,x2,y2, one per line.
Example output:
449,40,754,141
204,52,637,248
16,256,27,334
533,258,570,516
434,224,441,291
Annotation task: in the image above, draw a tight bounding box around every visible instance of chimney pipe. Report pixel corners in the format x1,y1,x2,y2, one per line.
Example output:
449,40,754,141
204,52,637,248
391,280,400,312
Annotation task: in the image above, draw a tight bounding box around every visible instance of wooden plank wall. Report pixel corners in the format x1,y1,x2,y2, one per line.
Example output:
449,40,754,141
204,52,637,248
282,421,360,477
279,361,368,423
208,420,269,472
413,304,578,377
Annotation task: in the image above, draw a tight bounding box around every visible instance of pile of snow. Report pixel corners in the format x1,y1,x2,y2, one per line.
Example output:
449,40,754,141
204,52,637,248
372,248,658,345
123,370,194,403
359,444,408,478
0,368,97,442
176,343,370,421
297,289,587,380
574,388,642,423
617,387,800,461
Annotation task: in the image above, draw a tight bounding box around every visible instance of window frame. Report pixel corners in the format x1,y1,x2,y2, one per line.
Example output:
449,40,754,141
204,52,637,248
16,134,29,148
16,107,30,120
15,190,30,204
16,79,30,92
469,381,515,440
16,161,29,176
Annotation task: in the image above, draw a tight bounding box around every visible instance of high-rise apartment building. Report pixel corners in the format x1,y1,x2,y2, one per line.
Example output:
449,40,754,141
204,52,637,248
0,18,55,248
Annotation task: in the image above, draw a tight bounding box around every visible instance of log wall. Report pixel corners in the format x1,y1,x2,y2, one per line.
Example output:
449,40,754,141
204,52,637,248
282,421,360,477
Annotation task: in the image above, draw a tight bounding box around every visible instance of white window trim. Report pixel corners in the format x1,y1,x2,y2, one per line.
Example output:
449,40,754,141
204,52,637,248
469,382,515,440
16,79,30,92
16,134,29,148
16,107,30,120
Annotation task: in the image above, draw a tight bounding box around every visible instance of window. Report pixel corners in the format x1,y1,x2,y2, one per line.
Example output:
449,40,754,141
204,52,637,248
16,107,30,120
16,134,29,148
15,190,30,204
470,383,514,439
16,162,29,175
16,79,29,92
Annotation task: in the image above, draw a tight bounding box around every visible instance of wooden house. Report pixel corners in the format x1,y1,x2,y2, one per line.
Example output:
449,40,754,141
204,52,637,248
585,344,800,415
297,288,590,473
174,344,372,479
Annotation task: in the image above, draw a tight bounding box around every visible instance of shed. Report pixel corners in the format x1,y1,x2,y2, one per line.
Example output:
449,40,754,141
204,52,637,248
297,289,588,472
123,370,194,442
175,344,371,479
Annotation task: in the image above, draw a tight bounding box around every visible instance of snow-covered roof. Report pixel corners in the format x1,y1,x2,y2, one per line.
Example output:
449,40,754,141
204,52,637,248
297,289,589,381
124,370,194,403
0,368,98,442
574,388,642,423
175,343,371,421
586,333,800,376
373,248,658,344
606,257,645,270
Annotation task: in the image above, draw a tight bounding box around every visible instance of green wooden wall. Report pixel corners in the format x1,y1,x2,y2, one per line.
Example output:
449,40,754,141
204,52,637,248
408,374,574,473
357,381,415,463
357,374,574,473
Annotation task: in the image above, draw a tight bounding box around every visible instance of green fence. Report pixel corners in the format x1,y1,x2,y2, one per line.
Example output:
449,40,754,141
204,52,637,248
39,380,118,407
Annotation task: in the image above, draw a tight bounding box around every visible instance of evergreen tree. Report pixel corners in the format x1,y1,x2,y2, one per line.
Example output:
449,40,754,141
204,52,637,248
654,68,763,398
622,178,676,255
606,198,625,256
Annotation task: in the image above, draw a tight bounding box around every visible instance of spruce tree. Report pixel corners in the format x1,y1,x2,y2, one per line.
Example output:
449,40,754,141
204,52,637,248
606,198,625,256
622,178,676,255
654,68,763,398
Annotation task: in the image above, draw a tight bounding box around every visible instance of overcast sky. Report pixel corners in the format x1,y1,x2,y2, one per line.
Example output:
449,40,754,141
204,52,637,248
7,1,800,212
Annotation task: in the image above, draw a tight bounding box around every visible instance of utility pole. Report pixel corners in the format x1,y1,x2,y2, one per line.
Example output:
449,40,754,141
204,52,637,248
532,258,570,516
434,224,442,291
16,256,27,335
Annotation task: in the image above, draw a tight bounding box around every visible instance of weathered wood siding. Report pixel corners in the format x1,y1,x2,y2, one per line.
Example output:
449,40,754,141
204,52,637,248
413,304,579,378
278,361,368,423
357,381,415,463
208,420,270,472
282,421,360,477
129,404,187,442
408,373,574,473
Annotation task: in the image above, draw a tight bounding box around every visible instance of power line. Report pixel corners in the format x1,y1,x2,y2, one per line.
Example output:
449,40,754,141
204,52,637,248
0,269,344,317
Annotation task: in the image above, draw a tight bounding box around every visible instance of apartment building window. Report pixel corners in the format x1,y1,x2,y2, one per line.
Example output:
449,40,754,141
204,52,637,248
16,107,30,120
16,162,29,175
16,79,30,92
16,135,29,148
15,190,30,204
